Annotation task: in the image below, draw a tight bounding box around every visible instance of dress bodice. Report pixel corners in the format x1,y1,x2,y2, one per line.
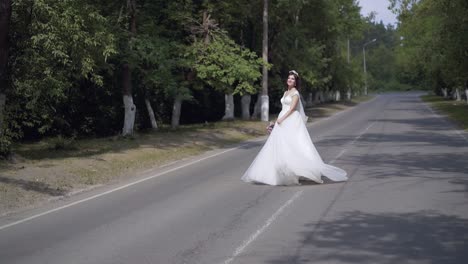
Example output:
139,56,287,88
280,90,300,112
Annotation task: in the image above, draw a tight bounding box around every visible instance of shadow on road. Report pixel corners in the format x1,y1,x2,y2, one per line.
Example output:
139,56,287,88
265,210,468,264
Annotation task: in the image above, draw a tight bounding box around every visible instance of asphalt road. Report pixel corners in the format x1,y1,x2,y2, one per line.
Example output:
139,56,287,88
1,92,467,264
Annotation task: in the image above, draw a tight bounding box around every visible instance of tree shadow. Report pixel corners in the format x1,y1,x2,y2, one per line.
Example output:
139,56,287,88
0,176,67,196
266,211,468,264
363,132,466,147
11,124,267,162
317,130,468,149
370,117,460,132
341,151,468,194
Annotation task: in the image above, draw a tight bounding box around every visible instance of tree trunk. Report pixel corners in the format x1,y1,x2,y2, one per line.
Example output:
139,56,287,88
346,89,351,100
0,0,12,137
261,0,269,122
306,92,313,107
222,93,235,120
294,10,299,49
171,96,182,129
252,94,261,119
334,90,341,101
145,98,158,130
122,64,136,136
465,89,468,104
241,94,251,120
454,88,461,101
122,95,135,135
347,38,350,64
121,0,137,136
314,91,322,104
0,93,5,137
261,95,269,121
442,88,448,98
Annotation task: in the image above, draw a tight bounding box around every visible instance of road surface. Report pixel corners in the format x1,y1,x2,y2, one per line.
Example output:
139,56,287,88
1,92,467,264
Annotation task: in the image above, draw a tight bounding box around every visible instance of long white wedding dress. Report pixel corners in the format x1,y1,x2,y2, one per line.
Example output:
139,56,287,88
241,90,348,185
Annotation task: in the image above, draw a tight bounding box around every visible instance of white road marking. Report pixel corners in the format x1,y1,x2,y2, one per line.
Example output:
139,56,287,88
222,191,303,264
0,143,253,231
329,149,347,164
222,120,376,264
329,121,375,164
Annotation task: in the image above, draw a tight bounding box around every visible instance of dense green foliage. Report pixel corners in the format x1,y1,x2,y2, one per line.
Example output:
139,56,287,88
6,0,461,155
390,0,468,93
189,33,265,95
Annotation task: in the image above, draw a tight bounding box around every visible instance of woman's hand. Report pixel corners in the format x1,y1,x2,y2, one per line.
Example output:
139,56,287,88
276,118,283,125
266,121,275,133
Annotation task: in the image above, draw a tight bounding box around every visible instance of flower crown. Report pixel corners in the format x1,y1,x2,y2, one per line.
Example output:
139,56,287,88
289,70,299,78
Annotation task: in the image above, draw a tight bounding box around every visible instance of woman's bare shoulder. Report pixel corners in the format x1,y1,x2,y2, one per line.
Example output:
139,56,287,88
290,88,299,96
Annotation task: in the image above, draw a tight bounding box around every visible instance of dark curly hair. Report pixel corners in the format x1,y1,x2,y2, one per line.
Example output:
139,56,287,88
288,70,301,89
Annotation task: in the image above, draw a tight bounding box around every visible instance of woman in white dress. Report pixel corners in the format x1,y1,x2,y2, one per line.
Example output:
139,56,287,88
241,70,348,186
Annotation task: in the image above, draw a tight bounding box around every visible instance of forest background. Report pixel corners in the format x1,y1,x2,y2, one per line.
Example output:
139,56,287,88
0,0,466,156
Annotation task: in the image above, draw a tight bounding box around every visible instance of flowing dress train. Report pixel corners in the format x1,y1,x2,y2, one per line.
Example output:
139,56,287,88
241,90,347,186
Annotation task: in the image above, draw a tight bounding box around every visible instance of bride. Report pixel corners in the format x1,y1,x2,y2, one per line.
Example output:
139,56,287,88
241,70,348,186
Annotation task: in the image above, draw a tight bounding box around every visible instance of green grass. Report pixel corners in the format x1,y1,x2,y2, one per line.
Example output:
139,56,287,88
421,95,468,130
351,95,374,103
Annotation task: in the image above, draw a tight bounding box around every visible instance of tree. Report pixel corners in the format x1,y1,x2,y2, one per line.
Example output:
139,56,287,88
8,0,116,139
0,0,373,148
189,33,263,120
121,0,137,136
260,0,269,122
390,0,468,94
0,0,11,154
188,11,263,121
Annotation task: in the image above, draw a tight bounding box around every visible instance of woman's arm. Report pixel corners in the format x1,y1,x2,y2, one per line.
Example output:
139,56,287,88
276,94,299,125
272,91,288,124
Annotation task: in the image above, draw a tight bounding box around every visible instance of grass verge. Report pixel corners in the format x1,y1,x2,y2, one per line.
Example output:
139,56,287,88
0,95,373,216
421,95,468,130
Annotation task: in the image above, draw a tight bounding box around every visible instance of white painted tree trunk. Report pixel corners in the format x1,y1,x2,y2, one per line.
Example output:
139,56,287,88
442,88,448,98
261,95,269,121
261,0,269,122
171,96,182,129
252,94,261,119
145,98,158,130
306,93,313,107
122,95,136,136
241,94,251,120
223,93,235,120
465,89,468,104
346,89,351,100
454,88,461,101
334,90,341,101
